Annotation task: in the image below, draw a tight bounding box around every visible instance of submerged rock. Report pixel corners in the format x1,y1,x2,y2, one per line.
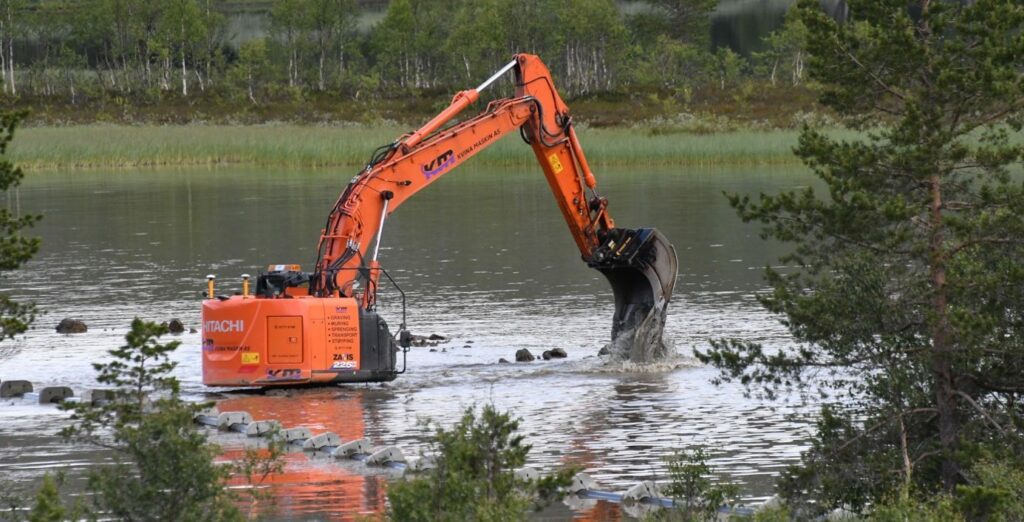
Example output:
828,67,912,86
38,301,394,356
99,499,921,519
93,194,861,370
498,358,510,364
598,345,611,356
408,333,449,347
549,348,567,359
56,318,87,334
515,349,534,362
167,319,185,334
189,328,198,334
542,350,552,360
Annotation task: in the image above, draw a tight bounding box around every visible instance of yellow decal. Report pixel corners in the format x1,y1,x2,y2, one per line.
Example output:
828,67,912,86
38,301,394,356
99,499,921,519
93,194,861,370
241,352,260,365
548,153,564,174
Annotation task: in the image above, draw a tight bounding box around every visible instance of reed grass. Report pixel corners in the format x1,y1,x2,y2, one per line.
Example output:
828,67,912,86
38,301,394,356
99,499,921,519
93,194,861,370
9,124,838,171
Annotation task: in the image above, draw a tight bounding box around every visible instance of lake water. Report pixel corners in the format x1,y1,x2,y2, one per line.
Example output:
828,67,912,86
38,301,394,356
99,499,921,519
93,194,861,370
0,163,819,519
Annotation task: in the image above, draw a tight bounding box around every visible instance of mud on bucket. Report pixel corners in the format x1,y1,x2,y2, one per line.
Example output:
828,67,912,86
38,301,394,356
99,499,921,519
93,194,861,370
589,228,678,362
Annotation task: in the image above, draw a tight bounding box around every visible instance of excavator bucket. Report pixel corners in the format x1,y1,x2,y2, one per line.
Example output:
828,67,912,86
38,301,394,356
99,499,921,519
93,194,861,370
589,228,679,362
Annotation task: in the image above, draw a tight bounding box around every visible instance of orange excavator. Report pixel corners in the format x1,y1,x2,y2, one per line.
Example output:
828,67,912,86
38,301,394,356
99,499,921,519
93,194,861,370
202,55,678,387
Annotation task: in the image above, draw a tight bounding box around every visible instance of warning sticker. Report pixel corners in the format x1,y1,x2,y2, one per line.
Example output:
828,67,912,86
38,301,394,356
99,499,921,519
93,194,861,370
241,352,260,364
548,153,564,174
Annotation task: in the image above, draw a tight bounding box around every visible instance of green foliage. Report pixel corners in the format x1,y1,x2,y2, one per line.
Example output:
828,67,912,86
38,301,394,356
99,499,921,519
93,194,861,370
708,48,746,91
0,111,39,346
1,0,746,103
751,504,791,522
698,0,1024,514
655,447,739,521
752,8,807,87
628,0,718,46
870,494,965,522
60,319,243,521
228,38,271,103
27,474,65,522
233,425,288,518
386,404,575,522
954,459,1024,522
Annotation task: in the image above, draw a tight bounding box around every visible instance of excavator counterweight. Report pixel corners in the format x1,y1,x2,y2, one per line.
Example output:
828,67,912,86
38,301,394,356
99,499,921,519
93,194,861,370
201,55,678,386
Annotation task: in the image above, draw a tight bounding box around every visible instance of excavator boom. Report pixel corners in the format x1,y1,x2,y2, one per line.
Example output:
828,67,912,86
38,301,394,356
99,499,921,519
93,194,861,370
201,55,678,387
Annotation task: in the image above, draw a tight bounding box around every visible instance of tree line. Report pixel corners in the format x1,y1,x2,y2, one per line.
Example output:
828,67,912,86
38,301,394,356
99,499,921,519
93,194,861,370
0,0,809,105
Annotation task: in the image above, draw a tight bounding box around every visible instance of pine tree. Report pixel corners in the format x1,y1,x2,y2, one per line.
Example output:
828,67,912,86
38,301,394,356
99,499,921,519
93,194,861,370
698,0,1024,513
0,111,39,348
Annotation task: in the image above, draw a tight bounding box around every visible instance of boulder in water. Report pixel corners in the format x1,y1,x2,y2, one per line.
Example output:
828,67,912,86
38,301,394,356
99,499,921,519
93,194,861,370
167,319,185,334
56,318,87,334
549,348,567,358
515,349,534,362
498,358,510,364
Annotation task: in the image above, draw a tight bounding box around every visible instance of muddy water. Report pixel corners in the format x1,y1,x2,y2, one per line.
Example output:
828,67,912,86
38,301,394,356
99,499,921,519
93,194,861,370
0,164,817,519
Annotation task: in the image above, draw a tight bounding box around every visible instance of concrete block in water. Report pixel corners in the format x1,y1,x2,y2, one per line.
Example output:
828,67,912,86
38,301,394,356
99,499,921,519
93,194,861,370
194,406,218,419
282,427,312,442
194,411,252,430
406,455,437,471
244,420,282,437
303,432,341,450
84,389,116,405
622,481,661,503
331,438,370,458
0,380,32,398
568,472,598,494
24,387,74,404
514,466,539,482
366,446,405,465
217,411,253,429
35,387,74,404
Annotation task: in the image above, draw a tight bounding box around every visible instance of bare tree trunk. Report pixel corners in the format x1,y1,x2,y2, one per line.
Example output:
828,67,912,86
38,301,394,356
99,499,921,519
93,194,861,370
898,413,913,500
4,2,14,96
0,21,6,95
793,51,804,85
181,51,188,96
6,16,13,95
929,173,958,493
318,46,326,91
247,66,256,104
67,68,76,104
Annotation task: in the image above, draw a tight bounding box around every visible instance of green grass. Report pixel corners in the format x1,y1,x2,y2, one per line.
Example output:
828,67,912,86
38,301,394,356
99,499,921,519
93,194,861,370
9,124,834,171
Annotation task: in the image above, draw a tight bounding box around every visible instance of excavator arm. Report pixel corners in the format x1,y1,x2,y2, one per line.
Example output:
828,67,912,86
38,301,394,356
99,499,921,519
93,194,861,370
311,55,677,358
201,55,677,388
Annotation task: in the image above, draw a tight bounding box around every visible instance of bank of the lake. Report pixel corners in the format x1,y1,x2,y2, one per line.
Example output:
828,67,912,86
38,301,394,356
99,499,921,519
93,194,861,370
10,124,845,171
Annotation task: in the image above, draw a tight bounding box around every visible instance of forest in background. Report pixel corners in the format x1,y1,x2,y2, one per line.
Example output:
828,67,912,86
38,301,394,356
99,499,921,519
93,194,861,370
0,0,823,126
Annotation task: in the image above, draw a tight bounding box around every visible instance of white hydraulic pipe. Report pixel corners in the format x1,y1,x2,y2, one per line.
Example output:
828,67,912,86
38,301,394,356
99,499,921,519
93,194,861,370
371,198,390,262
475,60,517,93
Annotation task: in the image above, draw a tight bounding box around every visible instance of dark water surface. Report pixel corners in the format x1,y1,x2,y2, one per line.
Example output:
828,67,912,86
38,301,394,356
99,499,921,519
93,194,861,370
0,164,818,519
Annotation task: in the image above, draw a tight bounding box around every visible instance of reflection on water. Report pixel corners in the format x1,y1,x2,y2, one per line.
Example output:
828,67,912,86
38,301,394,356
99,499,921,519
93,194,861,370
0,165,817,518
